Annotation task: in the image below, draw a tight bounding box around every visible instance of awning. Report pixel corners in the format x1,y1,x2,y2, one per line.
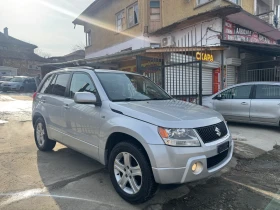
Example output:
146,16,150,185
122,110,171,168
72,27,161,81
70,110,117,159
146,46,227,53
221,40,280,56
226,10,280,40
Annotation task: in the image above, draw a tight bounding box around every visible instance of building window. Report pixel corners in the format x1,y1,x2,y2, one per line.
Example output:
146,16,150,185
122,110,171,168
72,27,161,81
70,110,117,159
150,0,160,21
197,0,211,6
228,0,240,5
86,30,91,47
116,10,125,32
127,3,139,28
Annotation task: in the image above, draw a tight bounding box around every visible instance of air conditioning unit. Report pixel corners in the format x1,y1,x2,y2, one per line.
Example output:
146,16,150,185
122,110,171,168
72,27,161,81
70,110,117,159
161,36,175,47
226,58,241,66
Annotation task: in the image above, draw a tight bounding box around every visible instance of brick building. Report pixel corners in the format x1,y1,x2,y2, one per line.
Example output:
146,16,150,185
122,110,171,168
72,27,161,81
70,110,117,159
0,27,48,77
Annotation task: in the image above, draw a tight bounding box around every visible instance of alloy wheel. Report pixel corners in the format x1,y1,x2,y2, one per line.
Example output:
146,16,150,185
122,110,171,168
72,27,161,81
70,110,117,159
36,122,45,146
114,152,142,195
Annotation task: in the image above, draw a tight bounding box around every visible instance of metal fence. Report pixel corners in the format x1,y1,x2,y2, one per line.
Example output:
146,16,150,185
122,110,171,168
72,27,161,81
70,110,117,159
247,68,280,82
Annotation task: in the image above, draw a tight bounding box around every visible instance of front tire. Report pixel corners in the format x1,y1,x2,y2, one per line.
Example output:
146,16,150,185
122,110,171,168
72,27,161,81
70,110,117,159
108,142,158,204
34,117,56,151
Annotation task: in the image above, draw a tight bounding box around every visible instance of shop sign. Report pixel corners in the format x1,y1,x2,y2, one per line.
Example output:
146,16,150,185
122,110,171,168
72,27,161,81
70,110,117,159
224,20,277,45
196,52,214,62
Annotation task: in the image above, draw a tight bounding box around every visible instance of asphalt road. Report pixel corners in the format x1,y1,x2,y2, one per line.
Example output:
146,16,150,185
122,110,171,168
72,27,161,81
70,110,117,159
0,93,279,210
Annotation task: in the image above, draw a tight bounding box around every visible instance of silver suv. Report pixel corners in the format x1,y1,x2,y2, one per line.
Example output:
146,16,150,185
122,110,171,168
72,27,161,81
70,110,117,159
32,67,233,203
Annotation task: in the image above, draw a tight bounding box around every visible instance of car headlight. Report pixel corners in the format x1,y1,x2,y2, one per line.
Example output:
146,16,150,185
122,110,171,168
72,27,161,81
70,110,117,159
158,127,201,147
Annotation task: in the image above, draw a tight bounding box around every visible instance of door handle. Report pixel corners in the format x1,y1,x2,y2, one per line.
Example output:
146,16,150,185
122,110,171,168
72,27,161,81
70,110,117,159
241,102,248,105
64,104,70,109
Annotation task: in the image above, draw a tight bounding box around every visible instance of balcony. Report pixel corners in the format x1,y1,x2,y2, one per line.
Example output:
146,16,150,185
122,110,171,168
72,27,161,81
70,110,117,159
257,11,275,26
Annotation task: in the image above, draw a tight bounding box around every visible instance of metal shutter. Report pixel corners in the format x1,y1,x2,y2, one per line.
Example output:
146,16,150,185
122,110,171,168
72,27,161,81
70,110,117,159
226,66,236,88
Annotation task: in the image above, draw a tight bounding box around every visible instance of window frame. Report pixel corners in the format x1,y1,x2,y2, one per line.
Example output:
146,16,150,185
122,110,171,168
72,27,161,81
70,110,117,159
85,30,92,47
149,0,161,22
127,2,139,28
215,85,254,100
254,84,280,99
116,10,125,32
196,0,212,7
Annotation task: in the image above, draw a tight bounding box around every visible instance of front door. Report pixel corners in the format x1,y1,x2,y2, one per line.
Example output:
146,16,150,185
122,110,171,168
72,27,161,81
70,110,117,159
63,72,101,160
227,85,253,122
214,85,253,122
250,85,280,124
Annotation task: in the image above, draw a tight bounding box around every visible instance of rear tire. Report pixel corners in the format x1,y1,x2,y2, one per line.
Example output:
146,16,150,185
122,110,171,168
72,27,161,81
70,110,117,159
34,117,56,151
108,142,158,204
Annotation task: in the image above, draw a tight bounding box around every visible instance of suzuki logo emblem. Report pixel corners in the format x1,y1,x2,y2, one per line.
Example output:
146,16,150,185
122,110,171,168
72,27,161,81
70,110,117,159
215,127,221,137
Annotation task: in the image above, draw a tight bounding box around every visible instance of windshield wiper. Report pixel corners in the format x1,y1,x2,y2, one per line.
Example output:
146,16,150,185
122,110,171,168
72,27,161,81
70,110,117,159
149,98,172,100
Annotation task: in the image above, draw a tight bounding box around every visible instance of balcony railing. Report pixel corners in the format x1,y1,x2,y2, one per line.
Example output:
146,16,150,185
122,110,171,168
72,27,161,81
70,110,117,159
257,11,275,26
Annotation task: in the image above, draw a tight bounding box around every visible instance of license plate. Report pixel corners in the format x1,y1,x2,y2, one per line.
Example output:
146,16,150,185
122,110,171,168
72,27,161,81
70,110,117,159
217,141,229,154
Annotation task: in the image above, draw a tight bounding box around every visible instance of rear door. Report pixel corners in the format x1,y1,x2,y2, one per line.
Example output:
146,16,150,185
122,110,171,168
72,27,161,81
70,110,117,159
250,84,280,124
44,73,71,141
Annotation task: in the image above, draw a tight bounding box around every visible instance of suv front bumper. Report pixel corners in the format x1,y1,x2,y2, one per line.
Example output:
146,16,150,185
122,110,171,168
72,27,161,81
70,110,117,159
149,134,233,184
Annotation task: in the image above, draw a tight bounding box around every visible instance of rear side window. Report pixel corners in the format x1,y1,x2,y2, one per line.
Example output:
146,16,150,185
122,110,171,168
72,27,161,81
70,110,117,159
40,75,54,94
69,73,96,98
52,74,70,97
255,85,280,99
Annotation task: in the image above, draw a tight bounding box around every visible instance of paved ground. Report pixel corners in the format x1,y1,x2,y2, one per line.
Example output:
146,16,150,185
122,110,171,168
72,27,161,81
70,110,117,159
0,92,279,210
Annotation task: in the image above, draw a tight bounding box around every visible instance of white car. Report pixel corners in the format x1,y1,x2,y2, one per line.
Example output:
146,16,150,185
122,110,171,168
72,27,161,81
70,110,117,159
203,82,280,127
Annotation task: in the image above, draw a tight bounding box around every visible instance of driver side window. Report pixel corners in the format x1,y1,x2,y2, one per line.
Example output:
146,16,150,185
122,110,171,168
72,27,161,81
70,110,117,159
69,73,96,98
218,85,252,100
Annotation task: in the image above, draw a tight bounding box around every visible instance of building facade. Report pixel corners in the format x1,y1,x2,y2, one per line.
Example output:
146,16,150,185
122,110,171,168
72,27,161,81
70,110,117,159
0,28,48,77
71,0,280,98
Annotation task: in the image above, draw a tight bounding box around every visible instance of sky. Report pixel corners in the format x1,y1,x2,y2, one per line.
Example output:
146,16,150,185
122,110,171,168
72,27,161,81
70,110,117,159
0,0,93,56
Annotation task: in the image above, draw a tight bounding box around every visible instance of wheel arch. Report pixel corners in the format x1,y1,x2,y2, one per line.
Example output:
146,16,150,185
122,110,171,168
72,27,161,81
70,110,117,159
104,132,153,169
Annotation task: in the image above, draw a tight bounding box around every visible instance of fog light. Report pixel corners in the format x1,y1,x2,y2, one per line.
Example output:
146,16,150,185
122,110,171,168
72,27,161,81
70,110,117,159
191,162,203,175
192,163,197,172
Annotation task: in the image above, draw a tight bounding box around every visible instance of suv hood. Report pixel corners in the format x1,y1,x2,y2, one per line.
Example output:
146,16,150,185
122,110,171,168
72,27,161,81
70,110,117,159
109,100,224,128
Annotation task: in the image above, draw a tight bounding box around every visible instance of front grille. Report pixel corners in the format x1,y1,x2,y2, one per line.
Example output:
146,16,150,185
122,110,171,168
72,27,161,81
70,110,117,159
207,149,229,169
195,121,228,143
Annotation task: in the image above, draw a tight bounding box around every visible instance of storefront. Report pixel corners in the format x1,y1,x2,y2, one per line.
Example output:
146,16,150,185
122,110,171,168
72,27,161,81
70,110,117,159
222,11,280,85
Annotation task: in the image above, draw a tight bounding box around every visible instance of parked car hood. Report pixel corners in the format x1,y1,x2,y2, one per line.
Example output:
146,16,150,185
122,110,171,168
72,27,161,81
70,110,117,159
109,99,224,128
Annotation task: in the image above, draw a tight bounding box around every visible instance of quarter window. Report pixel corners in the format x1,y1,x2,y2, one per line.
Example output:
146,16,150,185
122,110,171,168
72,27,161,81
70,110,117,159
51,74,70,97
40,74,54,94
127,3,139,28
116,10,125,32
220,85,252,99
69,73,96,98
255,85,280,99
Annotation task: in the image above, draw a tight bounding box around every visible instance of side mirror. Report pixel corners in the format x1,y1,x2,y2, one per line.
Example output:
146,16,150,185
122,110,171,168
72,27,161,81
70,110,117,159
74,92,97,104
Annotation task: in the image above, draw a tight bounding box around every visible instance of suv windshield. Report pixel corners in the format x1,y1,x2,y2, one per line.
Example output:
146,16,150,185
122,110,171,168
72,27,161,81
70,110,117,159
10,77,23,82
97,72,172,102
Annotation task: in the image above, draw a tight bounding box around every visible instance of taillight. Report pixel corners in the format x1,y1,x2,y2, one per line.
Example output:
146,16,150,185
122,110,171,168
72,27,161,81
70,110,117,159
32,92,37,100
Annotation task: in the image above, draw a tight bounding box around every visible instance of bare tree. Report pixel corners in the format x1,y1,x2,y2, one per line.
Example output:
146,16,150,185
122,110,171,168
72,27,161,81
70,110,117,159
72,42,86,51
35,48,52,58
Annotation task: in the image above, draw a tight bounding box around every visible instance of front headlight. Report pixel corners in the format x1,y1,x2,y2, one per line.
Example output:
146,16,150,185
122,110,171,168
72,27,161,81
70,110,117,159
158,127,201,147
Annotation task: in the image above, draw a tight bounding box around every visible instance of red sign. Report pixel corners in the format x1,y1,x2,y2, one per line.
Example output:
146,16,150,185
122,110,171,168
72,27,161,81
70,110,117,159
224,20,277,45
213,68,221,94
